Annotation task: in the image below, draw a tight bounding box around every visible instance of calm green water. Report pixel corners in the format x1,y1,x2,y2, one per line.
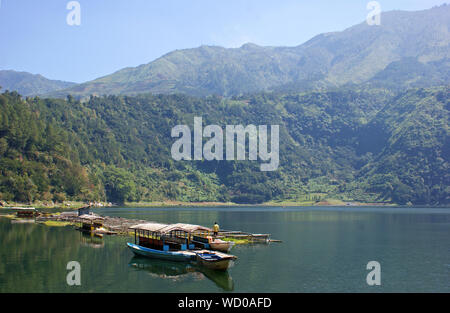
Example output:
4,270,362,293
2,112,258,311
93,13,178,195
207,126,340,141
0,206,449,293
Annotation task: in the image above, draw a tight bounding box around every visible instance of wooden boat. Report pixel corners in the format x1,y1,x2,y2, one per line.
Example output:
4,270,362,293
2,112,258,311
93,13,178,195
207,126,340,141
209,238,235,253
191,234,234,252
195,250,237,271
127,242,196,262
11,207,37,218
128,222,195,262
127,222,237,270
76,214,106,238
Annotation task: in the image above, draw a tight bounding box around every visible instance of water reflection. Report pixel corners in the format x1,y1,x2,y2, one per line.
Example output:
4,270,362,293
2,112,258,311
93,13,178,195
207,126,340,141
79,232,105,248
10,218,35,224
2,207,449,292
128,256,234,291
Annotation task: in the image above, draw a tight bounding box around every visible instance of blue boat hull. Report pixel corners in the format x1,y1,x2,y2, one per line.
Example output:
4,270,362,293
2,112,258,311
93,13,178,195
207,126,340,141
127,243,195,262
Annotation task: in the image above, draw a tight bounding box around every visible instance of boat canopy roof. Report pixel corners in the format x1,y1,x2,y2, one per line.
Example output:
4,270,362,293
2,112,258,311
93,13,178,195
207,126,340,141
161,223,212,234
10,207,36,211
79,214,105,221
130,222,170,232
129,222,211,234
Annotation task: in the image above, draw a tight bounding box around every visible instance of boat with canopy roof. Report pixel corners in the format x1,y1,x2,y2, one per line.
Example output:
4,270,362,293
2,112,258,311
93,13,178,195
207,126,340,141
127,222,237,270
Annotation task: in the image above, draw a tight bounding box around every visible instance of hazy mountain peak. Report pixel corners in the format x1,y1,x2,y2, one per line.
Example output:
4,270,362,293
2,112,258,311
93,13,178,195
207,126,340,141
0,70,75,96
240,42,261,49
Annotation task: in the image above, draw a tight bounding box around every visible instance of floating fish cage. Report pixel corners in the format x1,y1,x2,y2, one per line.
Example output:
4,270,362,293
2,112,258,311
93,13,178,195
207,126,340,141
218,230,271,243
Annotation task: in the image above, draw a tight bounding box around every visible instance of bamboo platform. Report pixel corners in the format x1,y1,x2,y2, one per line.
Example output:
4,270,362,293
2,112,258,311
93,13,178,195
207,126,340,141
218,230,272,243
33,211,280,242
36,212,149,235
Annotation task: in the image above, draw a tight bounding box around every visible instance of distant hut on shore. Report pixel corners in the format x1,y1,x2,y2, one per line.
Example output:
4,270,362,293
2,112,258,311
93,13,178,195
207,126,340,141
79,214,104,232
12,207,37,218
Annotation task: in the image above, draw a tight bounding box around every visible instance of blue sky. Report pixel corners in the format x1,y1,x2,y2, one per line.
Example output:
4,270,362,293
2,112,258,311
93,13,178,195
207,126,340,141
0,0,447,83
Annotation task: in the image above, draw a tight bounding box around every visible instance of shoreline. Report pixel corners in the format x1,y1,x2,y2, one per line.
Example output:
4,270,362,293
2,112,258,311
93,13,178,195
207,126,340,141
121,200,397,208
0,199,450,211
4,200,448,210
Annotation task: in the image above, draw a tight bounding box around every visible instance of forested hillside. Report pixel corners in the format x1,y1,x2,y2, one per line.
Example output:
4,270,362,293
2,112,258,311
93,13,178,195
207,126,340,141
1,86,448,205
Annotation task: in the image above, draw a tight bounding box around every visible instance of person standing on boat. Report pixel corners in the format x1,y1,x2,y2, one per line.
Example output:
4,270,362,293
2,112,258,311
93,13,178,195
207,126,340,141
213,221,220,237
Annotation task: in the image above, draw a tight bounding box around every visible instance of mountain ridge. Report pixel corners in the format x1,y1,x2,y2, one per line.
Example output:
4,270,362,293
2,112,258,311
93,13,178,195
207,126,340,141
0,70,76,96
43,4,450,98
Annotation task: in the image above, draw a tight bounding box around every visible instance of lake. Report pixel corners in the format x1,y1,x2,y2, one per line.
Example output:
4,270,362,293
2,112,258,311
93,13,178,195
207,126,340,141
0,206,449,292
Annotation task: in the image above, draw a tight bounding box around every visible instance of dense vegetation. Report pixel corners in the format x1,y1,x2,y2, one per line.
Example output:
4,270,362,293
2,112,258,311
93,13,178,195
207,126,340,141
0,85,448,205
